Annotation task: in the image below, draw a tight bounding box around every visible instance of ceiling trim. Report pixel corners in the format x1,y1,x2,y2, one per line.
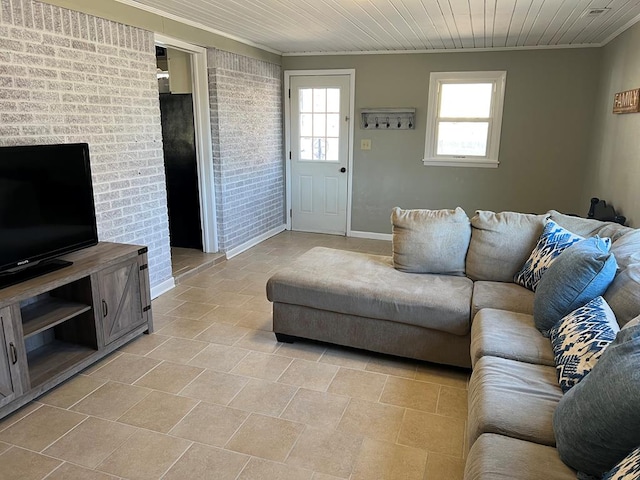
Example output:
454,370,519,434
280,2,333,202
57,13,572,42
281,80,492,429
281,43,602,57
111,0,283,55
600,12,640,47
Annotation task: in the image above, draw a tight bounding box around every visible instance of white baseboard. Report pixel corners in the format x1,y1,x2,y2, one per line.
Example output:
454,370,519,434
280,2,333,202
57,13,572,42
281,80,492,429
151,277,176,299
225,225,287,259
349,230,393,241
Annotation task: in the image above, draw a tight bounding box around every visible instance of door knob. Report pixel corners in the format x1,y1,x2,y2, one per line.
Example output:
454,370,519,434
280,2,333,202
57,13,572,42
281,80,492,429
340,167,346,173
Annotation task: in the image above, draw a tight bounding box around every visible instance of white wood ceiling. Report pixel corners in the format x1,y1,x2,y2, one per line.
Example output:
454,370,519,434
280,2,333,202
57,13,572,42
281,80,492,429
119,0,640,54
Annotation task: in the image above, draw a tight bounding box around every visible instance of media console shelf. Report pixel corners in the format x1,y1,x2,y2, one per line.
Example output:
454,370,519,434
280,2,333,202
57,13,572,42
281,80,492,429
0,242,153,418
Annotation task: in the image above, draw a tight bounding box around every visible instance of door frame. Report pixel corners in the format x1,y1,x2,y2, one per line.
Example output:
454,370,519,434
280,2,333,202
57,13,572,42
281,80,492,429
284,69,356,235
155,34,218,253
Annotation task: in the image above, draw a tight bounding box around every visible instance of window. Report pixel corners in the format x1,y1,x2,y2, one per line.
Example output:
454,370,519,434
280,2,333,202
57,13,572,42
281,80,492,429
423,71,507,168
299,87,341,162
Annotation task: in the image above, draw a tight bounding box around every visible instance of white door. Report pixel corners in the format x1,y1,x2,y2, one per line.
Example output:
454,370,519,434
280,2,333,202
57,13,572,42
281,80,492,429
290,75,351,235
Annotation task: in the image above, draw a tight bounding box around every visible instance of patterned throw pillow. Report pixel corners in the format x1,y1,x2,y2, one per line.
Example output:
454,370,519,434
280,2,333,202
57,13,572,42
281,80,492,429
549,296,619,393
603,446,640,480
514,220,583,291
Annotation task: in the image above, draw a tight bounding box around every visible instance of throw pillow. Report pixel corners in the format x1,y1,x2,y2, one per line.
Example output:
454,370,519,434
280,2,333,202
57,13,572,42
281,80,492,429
465,210,548,282
553,323,640,477
533,236,617,334
549,296,619,393
391,207,471,275
514,220,583,291
605,263,640,327
602,446,640,480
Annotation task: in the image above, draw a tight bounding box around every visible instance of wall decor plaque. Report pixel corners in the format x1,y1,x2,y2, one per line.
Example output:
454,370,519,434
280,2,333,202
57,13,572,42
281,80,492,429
613,88,640,113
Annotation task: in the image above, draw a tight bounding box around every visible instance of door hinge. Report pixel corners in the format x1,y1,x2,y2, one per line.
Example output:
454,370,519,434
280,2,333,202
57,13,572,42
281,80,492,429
289,151,291,160
289,209,292,218
139,264,148,271
288,89,291,98
137,247,148,255
143,305,151,313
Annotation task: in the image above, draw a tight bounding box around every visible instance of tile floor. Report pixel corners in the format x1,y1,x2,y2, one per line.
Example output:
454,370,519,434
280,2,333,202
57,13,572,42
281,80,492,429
0,232,470,480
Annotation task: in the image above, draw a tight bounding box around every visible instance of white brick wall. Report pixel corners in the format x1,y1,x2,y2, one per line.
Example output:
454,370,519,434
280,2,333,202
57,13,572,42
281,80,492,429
0,0,172,288
208,49,284,252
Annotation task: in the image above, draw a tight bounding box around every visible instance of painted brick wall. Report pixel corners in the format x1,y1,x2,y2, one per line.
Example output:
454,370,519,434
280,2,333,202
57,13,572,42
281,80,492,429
0,0,172,288
208,49,284,252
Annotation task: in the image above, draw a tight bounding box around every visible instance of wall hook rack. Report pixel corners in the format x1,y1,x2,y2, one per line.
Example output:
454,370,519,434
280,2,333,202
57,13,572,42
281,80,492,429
360,107,416,130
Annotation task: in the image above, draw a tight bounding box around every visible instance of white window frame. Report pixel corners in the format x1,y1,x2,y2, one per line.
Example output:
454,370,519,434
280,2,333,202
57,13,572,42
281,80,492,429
423,71,507,168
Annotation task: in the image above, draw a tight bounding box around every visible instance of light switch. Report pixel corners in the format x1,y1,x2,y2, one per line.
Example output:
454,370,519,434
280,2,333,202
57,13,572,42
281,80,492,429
361,139,371,150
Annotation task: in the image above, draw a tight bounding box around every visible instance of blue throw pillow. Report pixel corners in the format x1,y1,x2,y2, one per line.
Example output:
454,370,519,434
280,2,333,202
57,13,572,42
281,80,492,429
603,446,640,480
514,220,583,291
553,324,640,477
533,236,617,335
549,296,619,393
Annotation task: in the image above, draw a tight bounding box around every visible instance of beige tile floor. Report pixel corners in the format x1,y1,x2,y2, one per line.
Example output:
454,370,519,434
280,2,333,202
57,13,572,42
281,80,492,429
0,232,470,480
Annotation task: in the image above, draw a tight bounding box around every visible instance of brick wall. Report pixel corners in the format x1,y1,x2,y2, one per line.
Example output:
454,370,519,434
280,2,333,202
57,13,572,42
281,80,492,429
0,0,172,288
208,49,284,252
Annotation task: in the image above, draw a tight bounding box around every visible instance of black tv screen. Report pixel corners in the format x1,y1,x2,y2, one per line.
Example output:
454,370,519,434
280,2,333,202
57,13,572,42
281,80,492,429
0,143,98,275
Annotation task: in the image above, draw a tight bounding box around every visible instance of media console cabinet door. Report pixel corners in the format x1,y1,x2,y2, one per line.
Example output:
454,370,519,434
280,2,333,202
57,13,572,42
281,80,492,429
0,306,20,407
98,258,145,346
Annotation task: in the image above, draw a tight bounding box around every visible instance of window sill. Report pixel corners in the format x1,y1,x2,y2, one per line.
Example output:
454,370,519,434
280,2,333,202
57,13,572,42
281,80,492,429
422,158,499,168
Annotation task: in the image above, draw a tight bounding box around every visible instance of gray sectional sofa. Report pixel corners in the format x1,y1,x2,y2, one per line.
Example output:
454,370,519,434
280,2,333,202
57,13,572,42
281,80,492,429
267,207,640,479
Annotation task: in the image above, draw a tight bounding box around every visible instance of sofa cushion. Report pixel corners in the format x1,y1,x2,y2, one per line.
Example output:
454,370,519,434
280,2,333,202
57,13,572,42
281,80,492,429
549,296,619,393
471,281,534,319
471,309,555,368
605,263,640,327
533,236,617,335
266,247,473,336
391,206,471,275
468,356,562,448
514,220,583,291
553,324,640,477
548,210,633,241
465,434,577,480
466,210,548,282
602,446,640,480
622,314,640,330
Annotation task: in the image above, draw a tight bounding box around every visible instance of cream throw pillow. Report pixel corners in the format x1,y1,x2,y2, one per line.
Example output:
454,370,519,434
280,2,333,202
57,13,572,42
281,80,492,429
391,207,470,275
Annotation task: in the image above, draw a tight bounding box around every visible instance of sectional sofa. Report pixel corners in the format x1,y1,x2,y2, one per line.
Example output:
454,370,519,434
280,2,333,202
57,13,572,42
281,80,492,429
267,207,640,479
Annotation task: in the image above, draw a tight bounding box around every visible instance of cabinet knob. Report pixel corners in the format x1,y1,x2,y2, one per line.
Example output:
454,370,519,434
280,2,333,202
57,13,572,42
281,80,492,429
102,300,108,318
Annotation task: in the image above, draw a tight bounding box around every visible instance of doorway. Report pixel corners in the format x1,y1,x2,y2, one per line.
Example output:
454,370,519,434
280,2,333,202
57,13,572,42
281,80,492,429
285,70,355,236
154,35,220,281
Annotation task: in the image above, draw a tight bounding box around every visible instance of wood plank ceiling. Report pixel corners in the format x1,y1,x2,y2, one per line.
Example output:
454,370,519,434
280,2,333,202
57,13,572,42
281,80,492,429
121,0,640,54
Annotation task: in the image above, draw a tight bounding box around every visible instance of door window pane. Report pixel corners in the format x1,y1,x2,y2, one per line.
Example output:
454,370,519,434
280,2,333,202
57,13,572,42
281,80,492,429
313,114,326,136
312,138,326,160
327,114,340,137
440,83,493,118
327,88,340,112
300,137,313,160
300,89,313,113
313,89,326,112
300,114,313,136
326,138,339,161
436,122,489,156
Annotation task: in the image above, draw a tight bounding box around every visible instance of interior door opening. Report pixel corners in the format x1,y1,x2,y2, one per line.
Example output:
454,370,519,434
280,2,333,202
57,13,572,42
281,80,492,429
155,43,222,281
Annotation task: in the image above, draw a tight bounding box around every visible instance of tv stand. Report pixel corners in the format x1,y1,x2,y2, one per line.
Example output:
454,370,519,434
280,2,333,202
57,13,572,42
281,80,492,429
0,258,73,290
0,242,153,419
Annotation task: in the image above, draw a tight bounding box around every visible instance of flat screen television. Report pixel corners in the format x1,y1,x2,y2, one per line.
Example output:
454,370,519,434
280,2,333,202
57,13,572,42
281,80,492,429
0,143,98,288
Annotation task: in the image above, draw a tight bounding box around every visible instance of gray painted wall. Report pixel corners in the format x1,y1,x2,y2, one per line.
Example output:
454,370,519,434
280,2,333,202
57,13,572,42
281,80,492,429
283,49,602,233
583,21,640,227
